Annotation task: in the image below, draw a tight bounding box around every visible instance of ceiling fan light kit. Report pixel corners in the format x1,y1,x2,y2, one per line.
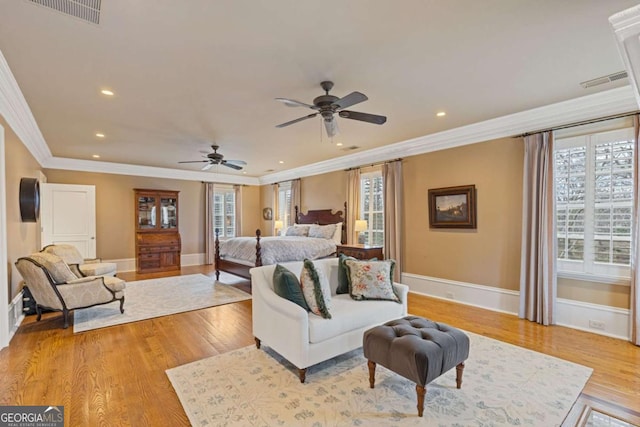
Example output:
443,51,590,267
276,81,387,137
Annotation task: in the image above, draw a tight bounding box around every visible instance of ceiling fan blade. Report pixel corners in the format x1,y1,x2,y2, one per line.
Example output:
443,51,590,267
324,119,339,138
332,91,368,110
221,161,243,170
276,113,318,128
178,160,209,163
225,159,247,166
201,163,214,171
338,110,387,125
275,98,318,109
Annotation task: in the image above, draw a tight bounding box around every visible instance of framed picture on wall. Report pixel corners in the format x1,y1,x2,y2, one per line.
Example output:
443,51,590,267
428,185,477,229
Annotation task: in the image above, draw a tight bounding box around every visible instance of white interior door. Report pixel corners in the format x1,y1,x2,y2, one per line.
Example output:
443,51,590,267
41,183,96,258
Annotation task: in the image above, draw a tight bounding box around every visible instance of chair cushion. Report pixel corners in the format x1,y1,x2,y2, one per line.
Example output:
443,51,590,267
300,259,332,319
79,262,117,277
29,252,77,283
273,264,309,311
308,295,406,343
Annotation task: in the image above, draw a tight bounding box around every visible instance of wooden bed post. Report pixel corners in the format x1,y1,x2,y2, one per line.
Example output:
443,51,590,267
255,229,262,267
295,206,299,224
214,228,220,280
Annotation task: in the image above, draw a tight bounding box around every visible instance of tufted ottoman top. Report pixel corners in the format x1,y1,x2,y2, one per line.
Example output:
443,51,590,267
363,315,470,386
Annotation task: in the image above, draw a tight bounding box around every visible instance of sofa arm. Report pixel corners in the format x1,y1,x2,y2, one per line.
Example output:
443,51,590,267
393,282,410,315
253,280,308,323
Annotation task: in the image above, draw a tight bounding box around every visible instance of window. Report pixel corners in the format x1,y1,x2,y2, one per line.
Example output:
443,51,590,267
360,170,384,246
278,181,292,233
555,127,634,280
213,185,236,239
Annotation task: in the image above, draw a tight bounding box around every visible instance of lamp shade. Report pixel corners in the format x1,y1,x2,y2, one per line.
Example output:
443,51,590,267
354,219,368,232
274,220,284,230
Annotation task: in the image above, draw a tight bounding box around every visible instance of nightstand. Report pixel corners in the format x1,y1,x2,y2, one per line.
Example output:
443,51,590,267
336,244,384,260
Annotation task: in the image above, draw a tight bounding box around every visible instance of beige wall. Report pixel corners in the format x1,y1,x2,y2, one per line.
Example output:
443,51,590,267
241,185,261,236
403,137,524,290
300,171,347,214
3,119,44,299
42,171,261,261
558,278,629,309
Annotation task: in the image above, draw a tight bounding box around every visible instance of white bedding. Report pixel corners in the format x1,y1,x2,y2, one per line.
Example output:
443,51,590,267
219,236,336,265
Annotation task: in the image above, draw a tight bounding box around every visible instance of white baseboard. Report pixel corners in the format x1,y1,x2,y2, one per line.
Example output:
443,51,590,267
8,291,25,342
401,272,630,340
401,273,520,315
108,253,206,273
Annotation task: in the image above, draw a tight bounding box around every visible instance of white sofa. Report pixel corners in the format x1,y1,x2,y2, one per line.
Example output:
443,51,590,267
250,257,409,382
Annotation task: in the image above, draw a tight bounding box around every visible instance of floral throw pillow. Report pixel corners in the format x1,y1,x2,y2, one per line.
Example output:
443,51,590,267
344,259,400,303
299,259,332,318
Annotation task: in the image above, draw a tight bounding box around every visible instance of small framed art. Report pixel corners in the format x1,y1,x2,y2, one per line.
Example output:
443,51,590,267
428,185,477,229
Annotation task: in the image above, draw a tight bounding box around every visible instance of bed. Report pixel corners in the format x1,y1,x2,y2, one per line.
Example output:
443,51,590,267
214,206,346,280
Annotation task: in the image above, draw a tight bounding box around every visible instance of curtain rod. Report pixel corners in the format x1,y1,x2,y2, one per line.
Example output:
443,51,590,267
515,111,639,138
345,158,403,172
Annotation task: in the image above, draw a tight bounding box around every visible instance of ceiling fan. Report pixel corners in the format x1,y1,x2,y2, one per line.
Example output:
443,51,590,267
275,81,387,138
178,145,247,171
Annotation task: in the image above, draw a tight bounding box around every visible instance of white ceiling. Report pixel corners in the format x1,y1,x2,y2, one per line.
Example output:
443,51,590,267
0,0,639,183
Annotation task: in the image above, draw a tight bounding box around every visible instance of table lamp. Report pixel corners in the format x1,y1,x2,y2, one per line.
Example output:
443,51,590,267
354,219,368,243
274,220,284,235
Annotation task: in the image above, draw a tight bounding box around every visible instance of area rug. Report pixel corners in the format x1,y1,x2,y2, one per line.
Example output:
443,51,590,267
166,331,593,426
73,274,251,332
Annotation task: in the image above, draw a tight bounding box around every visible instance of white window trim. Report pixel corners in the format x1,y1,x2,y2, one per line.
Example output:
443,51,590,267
213,184,236,240
360,170,384,246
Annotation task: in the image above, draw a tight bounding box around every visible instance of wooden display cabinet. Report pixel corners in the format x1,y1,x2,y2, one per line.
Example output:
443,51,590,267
134,189,181,273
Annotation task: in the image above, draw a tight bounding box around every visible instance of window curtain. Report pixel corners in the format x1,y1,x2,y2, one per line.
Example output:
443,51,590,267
290,179,301,224
234,184,242,237
272,183,279,235
630,115,640,346
204,182,215,265
519,131,556,325
346,169,361,244
383,161,403,282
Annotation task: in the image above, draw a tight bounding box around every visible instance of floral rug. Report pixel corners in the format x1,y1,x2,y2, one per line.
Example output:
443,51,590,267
166,331,593,426
73,273,251,332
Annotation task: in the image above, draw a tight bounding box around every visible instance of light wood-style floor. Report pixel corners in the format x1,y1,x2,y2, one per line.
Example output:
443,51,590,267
1,265,638,426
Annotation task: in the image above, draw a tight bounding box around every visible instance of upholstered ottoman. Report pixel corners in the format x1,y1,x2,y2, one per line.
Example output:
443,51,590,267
363,316,470,417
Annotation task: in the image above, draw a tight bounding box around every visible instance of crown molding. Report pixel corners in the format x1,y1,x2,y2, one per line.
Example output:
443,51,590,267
43,157,260,185
258,86,637,184
0,50,52,163
2,48,637,187
610,4,640,108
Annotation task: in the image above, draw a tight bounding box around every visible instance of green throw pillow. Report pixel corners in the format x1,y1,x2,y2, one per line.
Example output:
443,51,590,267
273,264,309,311
337,253,377,294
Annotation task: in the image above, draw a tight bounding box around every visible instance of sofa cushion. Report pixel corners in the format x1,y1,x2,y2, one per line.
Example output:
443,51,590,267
308,294,406,343
300,259,332,319
345,259,400,302
273,264,309,311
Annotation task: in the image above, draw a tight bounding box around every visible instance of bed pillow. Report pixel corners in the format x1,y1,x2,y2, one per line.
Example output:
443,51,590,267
331,222,343,244
299,259,332,318
336,253,378,294
285,225,309,237
273,264,310,311
344,259,400,303
308,223,337,240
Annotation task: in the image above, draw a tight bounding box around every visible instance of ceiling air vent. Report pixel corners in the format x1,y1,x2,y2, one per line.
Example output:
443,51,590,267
580,71,628,88
27,0,101,25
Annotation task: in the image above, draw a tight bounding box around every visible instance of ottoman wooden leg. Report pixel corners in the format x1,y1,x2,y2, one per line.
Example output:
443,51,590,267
416,384,426,417
456,362,465,389
367,360,376,388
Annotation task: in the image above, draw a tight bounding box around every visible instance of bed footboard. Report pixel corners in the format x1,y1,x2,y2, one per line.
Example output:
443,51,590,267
214,229,262,280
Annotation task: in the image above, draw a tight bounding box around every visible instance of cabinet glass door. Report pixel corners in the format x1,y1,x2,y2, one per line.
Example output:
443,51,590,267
160,197,178,229
138,196,156,228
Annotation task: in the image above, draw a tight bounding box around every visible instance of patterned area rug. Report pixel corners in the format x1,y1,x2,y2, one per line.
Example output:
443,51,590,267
166,331,593,426
73,274,251,332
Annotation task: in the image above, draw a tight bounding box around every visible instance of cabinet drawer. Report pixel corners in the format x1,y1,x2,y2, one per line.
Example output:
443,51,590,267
339,249,367,259
140,260,161,269
139,253,160,261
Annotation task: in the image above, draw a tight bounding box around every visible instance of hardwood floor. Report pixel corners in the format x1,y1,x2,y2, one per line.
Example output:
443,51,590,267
1,265,638,426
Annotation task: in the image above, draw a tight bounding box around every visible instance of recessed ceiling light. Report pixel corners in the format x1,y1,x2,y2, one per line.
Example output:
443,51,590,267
95,133,105,138
92,154,100,158
279,160,284,164
100,89,114,96
242,171,247,174
336,142,343,146
436,111,446,117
